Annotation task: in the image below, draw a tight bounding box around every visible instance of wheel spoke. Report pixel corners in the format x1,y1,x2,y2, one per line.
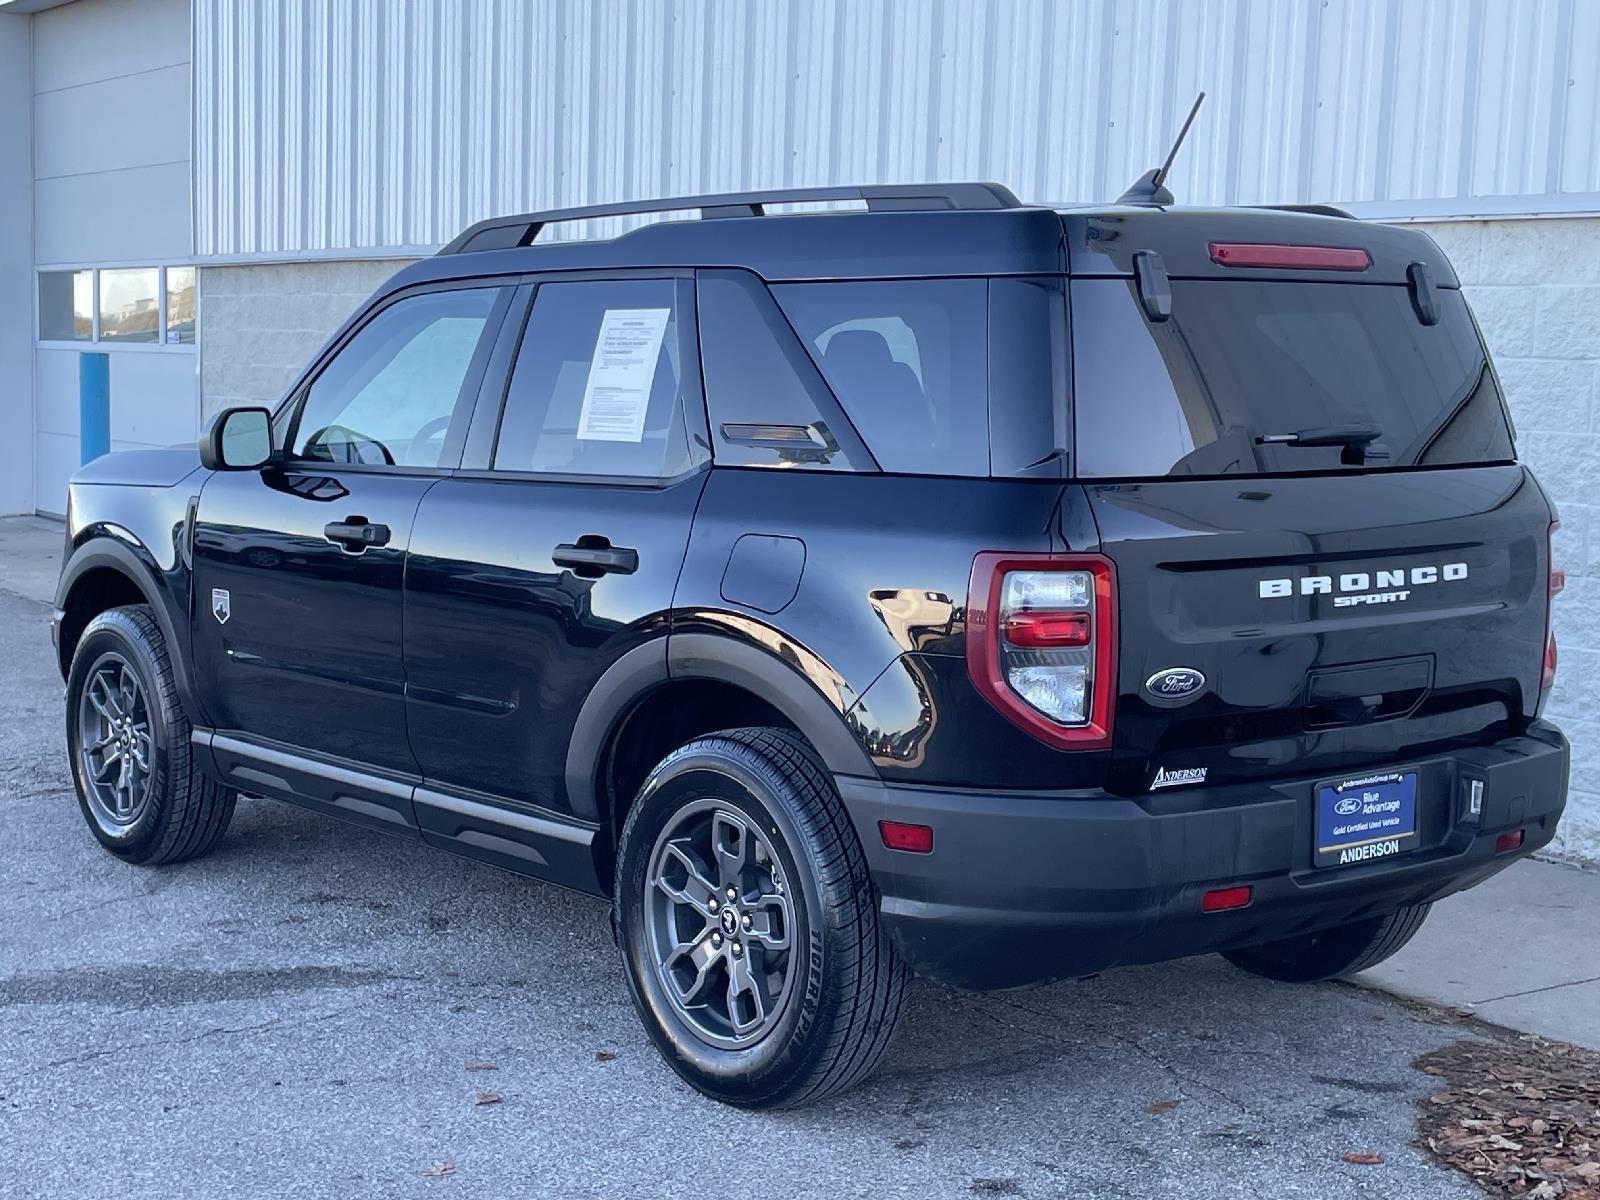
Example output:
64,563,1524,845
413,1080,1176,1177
88,676,119,724
746,894,791,951
662,929,721,1005
712,811,751,893
655,840,719,918
726,950,768,1037
129,730,151,772
115,757,134,816
91,745,122,780
117,667,139,717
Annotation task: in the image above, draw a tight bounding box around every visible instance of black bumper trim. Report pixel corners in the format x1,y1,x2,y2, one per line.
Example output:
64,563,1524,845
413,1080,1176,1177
836,723,1569,990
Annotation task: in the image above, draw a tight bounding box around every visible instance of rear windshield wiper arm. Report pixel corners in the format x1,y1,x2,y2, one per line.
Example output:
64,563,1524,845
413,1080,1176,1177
1255,425,1383,449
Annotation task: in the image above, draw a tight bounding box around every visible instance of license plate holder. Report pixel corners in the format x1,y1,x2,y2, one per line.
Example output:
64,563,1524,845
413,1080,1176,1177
1314,770,1419,868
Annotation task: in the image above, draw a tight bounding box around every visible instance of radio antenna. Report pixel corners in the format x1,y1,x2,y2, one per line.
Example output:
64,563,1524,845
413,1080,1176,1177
1116,91,1206,207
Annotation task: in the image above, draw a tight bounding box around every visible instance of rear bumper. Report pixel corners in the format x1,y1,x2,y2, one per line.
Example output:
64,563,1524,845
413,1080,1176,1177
837,723,1569,990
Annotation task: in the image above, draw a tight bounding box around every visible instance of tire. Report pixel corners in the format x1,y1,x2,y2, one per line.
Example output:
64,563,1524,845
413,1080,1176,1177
614,727,910,1109
65,605,237,866
1221,903,1432,983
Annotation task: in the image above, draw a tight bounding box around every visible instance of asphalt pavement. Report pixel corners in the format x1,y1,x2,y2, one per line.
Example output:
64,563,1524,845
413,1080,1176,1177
0,519,1523,1199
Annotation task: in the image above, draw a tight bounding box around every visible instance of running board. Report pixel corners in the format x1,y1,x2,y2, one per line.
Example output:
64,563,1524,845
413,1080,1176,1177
193,729,604,895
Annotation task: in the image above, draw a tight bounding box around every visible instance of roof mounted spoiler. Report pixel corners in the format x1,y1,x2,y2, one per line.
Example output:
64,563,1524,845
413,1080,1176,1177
1250,203,1358,220
437,182,1024,255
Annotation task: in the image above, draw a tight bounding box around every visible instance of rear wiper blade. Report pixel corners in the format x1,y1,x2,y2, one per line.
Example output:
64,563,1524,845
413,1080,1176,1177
1255,425,1383,448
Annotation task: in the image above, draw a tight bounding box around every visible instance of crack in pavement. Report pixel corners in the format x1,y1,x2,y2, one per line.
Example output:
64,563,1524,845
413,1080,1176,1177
28,1003,366,1077
1473,973,1600,1005
991,993,1262,1119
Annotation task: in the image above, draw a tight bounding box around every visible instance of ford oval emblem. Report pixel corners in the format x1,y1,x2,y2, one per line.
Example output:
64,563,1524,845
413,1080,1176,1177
1145,667,1205,700
1334,797,1363,816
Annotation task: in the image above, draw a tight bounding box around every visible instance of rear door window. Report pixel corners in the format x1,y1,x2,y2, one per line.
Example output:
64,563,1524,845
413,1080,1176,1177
492,278,702,481
772,279,989,476
1072,279,1513,477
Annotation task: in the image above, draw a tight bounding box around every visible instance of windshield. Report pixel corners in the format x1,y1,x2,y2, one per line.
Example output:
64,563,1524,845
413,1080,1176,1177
1071,278,1514,477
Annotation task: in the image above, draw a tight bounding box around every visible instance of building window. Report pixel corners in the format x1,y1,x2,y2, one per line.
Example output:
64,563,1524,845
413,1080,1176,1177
165,267,196,344
38,270,94,341
38,265,198,348
98,268,161,343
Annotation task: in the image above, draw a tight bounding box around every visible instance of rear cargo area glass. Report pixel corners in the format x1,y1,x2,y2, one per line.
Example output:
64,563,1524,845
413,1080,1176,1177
1072,279,1514,478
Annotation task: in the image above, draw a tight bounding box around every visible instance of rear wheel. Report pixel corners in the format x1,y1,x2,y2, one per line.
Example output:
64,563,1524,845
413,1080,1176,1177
1222,903,1431,982
614,727,909,1108
66,606,237,866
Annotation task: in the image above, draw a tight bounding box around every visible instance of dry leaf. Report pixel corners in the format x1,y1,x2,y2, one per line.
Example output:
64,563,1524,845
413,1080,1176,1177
1342,1152,1384,1165
471,1091,502,1106
1144,1099,1179,1115
418,1161,456,1178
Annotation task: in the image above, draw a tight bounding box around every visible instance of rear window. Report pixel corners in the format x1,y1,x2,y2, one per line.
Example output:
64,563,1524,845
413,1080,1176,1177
1072,279,1514,477
772,279,989,476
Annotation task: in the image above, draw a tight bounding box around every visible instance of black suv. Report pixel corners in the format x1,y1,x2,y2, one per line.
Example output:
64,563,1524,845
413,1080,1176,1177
53,182,1568,1108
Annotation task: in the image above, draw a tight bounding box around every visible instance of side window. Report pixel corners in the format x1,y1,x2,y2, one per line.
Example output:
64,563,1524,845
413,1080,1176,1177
492,279,699,480
772,279,990,476
697,270,873,471
292,287,502,468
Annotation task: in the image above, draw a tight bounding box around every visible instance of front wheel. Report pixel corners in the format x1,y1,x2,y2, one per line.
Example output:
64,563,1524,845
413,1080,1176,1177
65,606,237,866
1222,903,1432,982
614,728,909,1108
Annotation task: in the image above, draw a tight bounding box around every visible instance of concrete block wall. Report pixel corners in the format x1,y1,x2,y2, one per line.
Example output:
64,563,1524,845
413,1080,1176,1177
1417,217,1599,864
197,227,1600,865
198,260,417,418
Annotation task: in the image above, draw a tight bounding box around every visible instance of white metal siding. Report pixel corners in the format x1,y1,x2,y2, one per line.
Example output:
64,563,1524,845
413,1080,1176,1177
194,0,1600,260
33,0,192,265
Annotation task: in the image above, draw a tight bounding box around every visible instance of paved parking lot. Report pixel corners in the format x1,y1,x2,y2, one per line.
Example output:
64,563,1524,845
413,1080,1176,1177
0,570,1487,1199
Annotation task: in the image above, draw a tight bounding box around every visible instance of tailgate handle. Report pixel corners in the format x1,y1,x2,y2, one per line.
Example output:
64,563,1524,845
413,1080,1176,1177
1303,657,1433,730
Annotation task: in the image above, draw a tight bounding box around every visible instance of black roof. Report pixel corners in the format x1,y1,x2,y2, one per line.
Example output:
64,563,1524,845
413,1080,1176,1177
385,182,1456,292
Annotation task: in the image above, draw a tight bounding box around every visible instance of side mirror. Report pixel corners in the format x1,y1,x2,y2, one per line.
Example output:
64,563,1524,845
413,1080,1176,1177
200,406,274,471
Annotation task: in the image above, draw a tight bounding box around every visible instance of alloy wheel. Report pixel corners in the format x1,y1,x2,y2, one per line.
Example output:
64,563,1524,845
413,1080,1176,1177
644,798,796,1049
77,654,154,827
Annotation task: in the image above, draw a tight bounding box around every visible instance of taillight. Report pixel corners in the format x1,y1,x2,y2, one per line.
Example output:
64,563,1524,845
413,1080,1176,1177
1207,242,1371,271
966,553,1116,750
1542,521,1563,699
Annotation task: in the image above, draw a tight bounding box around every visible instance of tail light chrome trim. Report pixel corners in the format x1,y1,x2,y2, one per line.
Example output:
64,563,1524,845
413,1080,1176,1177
966,552,1117,750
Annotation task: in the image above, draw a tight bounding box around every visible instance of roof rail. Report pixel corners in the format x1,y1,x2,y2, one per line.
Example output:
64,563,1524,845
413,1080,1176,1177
1251,203,1357,220
436,182,1024,255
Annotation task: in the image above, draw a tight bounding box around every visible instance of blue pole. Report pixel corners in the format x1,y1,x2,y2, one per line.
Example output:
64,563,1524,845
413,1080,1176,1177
79,351,110,465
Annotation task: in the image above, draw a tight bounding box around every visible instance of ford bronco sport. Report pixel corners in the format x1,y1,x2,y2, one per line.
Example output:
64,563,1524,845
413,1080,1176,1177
53,181,1568,1108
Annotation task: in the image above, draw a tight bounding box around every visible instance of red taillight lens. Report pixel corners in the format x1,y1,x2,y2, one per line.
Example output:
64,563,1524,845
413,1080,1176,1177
966,553,1117,750
1201,886,1252,913
879,820,933,854
1004,610,1092,648
1542,522,1562,697
1208,242,1371,271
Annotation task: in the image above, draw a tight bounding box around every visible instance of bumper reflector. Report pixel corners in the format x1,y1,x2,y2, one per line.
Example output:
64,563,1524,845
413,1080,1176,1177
879,820,934,854
1495,830,1525,855
1201,885,1252,913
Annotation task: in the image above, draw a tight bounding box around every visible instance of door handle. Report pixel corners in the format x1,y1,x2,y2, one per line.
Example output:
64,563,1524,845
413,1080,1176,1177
553,539,638,577
324,516,391,551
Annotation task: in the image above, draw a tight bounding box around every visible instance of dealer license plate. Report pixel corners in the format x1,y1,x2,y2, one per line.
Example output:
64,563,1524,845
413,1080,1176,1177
1314,770,1419,868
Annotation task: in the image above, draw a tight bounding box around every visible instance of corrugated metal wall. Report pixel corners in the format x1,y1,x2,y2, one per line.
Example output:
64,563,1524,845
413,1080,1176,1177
193,0,1600,260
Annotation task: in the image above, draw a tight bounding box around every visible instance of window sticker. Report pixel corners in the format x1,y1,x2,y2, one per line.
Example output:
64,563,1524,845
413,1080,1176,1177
575,308,671,443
